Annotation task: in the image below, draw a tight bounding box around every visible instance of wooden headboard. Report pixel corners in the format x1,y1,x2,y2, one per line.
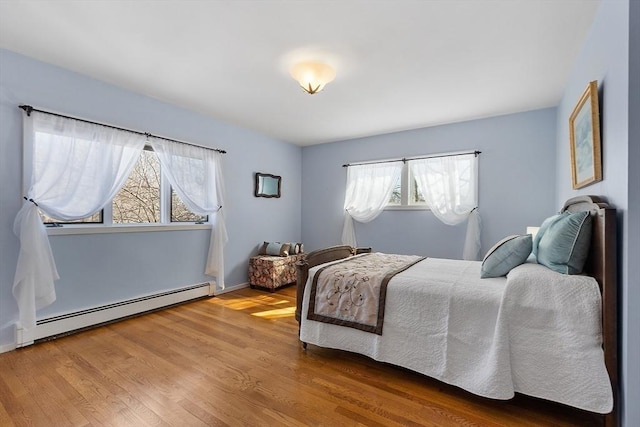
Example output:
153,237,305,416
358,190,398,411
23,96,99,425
561,195,617,427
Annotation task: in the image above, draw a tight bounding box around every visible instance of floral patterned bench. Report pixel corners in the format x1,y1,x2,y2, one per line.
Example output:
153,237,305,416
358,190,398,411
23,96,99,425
249,254,306,291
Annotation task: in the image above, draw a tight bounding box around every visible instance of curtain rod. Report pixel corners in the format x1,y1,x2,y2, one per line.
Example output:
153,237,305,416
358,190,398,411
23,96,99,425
19,105,227,154
342,150,481,167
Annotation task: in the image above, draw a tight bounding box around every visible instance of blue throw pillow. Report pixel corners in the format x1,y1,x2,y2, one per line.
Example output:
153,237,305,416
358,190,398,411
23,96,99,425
532,213,563,259
536,211,592,274
265,242,290,257
258,241,291,257
481,234,533,278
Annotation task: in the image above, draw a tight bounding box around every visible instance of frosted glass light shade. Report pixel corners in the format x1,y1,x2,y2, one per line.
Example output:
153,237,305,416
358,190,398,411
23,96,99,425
290,61,336,94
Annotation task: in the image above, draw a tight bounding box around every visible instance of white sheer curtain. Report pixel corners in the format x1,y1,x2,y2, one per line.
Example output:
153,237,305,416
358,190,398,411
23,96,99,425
341,161,403,247
411,153,481,260
150,138,228,289
13,112,146,330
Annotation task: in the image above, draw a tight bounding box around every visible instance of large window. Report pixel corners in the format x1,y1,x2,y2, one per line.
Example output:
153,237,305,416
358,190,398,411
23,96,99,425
41,146,206,226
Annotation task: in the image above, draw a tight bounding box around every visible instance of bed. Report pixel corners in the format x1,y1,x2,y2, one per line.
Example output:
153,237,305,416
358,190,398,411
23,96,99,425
295,196,617,426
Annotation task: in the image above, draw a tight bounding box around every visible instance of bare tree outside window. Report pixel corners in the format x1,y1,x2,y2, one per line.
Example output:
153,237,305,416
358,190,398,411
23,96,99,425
41,211,102,224
113,149,160,223
389,178,401,205
412,177,426,204
171,189,208,223
40,147,206,225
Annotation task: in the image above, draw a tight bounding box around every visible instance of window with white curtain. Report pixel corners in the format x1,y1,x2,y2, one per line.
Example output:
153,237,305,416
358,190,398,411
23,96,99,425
387,154,478,210
36,145,206,227
410,153,478,220
342,151,480,259
14,109,228,330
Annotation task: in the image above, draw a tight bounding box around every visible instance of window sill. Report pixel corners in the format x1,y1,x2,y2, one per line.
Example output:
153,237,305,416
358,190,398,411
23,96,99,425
46,223,210,236
384,205,431,211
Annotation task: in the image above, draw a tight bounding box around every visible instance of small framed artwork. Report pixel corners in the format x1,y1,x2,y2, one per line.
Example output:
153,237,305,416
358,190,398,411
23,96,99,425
569,80,602,189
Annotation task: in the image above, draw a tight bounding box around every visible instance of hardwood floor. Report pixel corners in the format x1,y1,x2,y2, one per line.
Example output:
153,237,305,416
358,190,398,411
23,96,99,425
0,285,601,427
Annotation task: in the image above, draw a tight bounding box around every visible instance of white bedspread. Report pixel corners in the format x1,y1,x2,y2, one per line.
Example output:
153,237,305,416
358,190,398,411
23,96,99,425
300,257,613,413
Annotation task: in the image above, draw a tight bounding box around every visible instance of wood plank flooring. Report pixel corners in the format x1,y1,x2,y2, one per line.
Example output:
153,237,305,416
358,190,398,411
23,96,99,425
0,285,602,426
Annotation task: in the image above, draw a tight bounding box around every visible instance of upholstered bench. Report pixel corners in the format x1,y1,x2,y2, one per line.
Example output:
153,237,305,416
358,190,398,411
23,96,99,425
249,254,306,292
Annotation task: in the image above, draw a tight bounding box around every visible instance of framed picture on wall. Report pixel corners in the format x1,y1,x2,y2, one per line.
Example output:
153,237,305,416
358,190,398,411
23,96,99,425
569,80,602,189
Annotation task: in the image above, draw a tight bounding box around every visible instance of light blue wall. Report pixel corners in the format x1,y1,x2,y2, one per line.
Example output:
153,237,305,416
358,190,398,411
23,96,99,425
0,49,302,347
554,0,637,425
301,108,557,258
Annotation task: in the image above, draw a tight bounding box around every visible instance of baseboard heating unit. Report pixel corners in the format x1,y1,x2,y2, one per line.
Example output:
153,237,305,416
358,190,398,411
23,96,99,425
15,282,213,348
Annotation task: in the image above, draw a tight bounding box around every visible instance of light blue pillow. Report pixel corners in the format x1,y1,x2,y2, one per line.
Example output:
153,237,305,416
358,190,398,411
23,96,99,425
481,234,533,278
532,213,563,259
536,210,592,274
266,242,290,257
259,241,291,256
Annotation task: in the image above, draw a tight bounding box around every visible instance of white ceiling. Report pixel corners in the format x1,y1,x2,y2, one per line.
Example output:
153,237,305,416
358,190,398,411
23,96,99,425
0,0,600,146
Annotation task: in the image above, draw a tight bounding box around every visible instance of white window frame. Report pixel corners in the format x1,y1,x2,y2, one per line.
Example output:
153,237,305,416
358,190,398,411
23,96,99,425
384,151,479,211
385,162,430,211
25,136,210,236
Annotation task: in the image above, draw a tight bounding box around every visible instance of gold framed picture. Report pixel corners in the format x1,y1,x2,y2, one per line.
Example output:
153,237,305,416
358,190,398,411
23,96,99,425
569,80,602,189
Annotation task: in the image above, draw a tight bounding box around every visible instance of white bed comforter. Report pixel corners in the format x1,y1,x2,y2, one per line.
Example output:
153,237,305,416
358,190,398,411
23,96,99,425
300,257,613,413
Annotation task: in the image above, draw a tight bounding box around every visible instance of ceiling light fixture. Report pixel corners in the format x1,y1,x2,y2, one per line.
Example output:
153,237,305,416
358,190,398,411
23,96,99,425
290,61,336,95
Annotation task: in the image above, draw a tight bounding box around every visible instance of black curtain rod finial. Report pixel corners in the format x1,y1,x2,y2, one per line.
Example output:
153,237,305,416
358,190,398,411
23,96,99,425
19,105,33,116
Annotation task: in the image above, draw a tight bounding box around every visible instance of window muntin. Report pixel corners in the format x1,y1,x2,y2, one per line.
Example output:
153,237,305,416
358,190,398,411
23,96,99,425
387,162,428,208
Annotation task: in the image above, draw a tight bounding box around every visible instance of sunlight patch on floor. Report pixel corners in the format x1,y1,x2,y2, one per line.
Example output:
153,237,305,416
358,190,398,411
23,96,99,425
217,296,292,311
250,307,296,319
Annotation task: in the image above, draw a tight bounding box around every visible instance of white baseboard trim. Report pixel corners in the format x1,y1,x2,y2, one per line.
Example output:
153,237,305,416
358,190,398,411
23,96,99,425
15,282,214,348
214,282,249,295
0,342,17,354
